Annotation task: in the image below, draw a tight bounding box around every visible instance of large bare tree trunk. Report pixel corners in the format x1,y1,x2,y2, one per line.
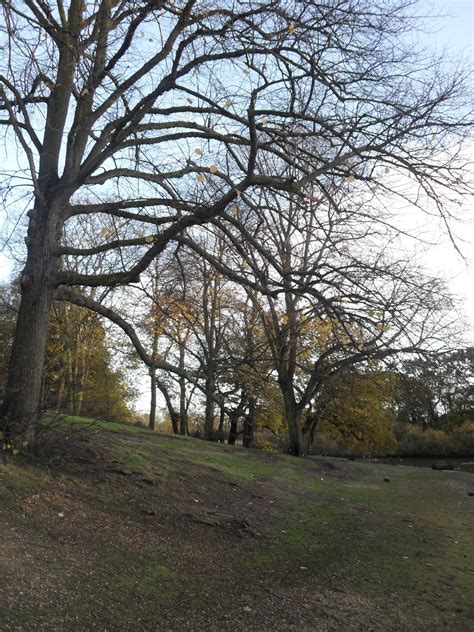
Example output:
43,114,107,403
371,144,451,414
217,405,225,444
155,377,179,434
1,201,62,442
281,383,304,457
1,284,52,442
179,345,188,435
242,398,256,448
227,412,239,446
148,367,157,431
204,374,216,441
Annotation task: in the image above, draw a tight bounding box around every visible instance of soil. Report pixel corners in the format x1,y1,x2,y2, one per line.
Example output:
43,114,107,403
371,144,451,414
1,419,473,631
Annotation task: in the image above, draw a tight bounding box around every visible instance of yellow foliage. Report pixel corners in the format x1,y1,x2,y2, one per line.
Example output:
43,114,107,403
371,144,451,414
317,371,397,455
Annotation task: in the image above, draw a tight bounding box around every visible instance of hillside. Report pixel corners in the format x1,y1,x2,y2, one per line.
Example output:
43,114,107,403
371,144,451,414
1,418,473,631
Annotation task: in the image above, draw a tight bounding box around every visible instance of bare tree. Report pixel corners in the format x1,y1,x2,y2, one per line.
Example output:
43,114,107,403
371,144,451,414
0,0,471,444
182,184,462,455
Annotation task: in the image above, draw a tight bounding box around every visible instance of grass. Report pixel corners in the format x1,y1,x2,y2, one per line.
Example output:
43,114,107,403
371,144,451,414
48,414,152,434
1,416,473,631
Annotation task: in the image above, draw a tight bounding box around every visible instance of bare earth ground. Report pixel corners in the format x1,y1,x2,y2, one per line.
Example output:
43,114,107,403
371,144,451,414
1,419,473,632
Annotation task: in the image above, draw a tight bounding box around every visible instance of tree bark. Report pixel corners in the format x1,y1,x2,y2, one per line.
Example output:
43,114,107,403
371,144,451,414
281,383,305,457
217,405,225,444
1,277,53,442
204,374,216,441
156,377,179,434
227,412,239,446
242,398,256,448
179,344,188,435
149,367,157,431
1,202,62,442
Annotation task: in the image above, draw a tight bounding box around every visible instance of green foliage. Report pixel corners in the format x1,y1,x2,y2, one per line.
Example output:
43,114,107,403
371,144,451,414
314,369,398,456
44,303,135,422
394,422,474,457
395,348,474,429
0,283,17,400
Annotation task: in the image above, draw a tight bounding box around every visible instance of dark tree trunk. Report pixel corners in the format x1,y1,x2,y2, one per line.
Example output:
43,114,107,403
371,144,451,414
1,204,61,443
217,405,225,444
179,346,188,435
303,413,319,454
242,398,256,448
148,367,157,430
1,271,54,442
156,377,180,434
281,383,304,457
204,374,216,441
227,412,239,446
170,411,180,435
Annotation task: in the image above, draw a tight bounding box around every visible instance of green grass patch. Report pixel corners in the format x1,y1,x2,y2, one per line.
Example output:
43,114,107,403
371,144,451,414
0,462,49,498
112,559,176,604
42,413,152,435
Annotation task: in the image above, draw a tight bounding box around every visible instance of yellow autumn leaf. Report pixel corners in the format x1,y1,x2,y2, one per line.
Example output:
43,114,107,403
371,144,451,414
281,314,289,325
348,175,355,183
12,449,19,456
144,235,154,243
197,174,206,183
209,164,218,174
231,205,238,217
194,148,202,155
288,22,296,33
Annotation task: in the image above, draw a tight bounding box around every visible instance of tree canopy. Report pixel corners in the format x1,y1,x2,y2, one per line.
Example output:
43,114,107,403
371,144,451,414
0,0,472,454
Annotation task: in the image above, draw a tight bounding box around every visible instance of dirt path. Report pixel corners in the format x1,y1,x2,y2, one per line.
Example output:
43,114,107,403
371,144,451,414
1,424,473,631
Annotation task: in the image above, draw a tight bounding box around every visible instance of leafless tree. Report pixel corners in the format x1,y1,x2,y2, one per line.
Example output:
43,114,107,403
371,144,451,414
182,184,462,455
0,0,471,444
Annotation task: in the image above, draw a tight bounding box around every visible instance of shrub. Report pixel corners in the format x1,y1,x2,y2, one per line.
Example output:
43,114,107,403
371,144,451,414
450,422,474,456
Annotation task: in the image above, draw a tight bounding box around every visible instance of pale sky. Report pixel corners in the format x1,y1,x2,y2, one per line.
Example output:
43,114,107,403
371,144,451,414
421,0,474,341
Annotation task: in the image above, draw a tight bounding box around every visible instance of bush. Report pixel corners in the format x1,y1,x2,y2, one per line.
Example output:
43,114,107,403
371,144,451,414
450,423,474,456
394,425,450,456
310,433,379,458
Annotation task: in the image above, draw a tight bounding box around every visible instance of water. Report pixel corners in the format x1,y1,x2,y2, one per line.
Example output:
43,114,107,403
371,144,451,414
361,456,473,470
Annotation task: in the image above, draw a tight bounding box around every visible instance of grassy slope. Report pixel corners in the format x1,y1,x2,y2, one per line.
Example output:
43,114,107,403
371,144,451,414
1,417,473,631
